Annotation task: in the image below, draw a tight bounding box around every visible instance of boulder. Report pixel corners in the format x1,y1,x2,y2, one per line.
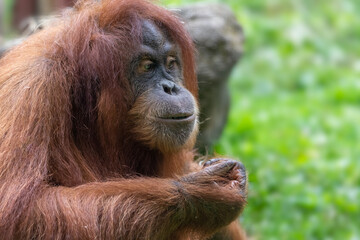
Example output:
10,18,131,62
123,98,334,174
178,3,244,153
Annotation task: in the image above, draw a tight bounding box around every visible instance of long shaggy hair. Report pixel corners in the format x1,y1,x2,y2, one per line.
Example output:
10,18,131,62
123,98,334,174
0,0,197,238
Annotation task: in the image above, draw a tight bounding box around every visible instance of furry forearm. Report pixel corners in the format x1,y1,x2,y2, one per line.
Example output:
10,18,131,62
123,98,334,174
16,179,184,240
14,176,245,240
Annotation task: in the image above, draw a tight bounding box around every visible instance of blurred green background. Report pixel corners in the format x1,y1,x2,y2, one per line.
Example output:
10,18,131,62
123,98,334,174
2,0,360,239
162,0,359,239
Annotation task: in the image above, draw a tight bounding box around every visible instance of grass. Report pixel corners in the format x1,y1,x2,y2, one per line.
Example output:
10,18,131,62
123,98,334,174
162,0,360,239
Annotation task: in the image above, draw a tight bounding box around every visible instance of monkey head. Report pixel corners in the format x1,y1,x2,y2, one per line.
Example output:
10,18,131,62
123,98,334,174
128,20,198,153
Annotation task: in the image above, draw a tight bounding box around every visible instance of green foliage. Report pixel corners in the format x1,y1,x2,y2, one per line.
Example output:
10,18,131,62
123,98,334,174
162,0,360,239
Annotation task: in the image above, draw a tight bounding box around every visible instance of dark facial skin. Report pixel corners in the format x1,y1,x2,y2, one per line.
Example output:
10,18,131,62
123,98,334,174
131,20,183,98
128,20,197,152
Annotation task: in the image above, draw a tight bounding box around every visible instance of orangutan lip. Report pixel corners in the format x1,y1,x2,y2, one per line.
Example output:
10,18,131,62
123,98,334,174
158,114,195,123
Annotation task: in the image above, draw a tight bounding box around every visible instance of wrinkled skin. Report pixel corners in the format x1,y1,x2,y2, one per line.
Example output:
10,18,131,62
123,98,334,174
128,21,198,152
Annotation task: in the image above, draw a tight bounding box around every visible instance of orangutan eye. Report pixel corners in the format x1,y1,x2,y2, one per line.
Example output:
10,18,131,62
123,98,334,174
166,56,177,70
138,59,155,73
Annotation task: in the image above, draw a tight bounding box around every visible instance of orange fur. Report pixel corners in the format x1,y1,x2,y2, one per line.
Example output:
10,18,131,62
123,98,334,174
0,0,246,239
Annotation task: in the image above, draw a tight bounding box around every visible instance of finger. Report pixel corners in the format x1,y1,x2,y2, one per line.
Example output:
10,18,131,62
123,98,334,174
203,158,223,167
203,160,237,176
234,161,246,175
229,180,240,189
234,162,247,183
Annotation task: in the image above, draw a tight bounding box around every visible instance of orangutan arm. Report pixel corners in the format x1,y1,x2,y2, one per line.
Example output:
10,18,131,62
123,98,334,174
18,162,246,240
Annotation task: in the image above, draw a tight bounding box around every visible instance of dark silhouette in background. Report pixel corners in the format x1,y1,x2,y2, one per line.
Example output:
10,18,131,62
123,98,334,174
13,0,74,31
